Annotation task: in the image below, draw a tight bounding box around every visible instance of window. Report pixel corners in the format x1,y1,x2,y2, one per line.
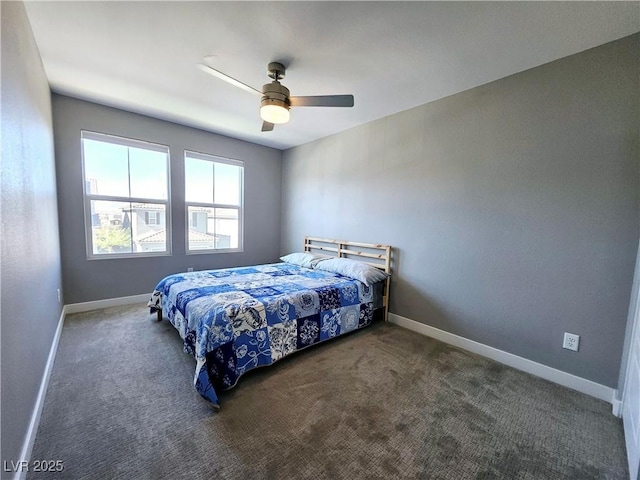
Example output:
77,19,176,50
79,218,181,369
81,131,170,258
184,150,243,253
145,211,160,225
190,211,199,228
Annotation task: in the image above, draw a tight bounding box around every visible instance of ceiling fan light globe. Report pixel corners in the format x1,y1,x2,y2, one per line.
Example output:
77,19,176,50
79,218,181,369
260,104,290,124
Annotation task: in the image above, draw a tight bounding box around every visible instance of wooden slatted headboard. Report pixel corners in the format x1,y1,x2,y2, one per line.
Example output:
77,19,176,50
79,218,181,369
303,236,392,321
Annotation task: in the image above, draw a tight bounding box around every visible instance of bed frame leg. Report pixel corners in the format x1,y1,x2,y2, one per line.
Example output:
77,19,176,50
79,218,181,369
156,309,162,322
384,277,390,322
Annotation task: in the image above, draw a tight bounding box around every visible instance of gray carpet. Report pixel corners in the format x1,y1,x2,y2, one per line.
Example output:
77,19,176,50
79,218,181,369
29,303,627,479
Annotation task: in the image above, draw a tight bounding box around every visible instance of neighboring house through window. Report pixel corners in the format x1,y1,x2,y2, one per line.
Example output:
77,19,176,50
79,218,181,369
81,131,171,258
184,150,243,253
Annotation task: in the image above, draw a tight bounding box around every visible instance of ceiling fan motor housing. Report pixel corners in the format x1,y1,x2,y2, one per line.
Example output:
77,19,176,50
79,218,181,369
261,81,291,112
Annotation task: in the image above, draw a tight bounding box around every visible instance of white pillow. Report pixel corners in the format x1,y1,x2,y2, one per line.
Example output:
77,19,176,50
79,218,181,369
313,257,389,286
279,252,332,269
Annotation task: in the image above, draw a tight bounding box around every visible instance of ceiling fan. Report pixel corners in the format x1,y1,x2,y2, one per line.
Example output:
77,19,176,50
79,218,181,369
197,61,354,132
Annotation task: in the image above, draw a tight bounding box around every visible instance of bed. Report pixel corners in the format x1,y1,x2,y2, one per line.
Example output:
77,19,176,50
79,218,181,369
147,237,392,410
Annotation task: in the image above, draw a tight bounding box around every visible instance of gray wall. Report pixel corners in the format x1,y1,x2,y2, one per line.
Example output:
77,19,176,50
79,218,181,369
281,34,640,388
53,95,282,304
1,1,63,473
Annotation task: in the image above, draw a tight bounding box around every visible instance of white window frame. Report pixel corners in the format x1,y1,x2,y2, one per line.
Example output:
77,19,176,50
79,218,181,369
184,150,244,254
81,130,172,259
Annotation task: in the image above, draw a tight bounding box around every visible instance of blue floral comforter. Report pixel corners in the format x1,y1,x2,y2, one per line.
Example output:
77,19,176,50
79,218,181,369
148,262,384,409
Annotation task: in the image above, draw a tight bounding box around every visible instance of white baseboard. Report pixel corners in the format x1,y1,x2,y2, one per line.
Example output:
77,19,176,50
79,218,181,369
14,306,66,480
65,293,150,314
388,313,618,410
612,398,623,418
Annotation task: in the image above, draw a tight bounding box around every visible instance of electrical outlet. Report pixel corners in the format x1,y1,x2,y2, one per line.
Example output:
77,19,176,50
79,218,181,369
57,288,61,304
563,332,580,352
187,267,194,272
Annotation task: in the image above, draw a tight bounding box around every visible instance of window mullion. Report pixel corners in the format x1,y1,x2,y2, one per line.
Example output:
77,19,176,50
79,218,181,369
211,162,215,205
86,194,169,205
186,201,238,210
212,206,216,242
127,148,133,252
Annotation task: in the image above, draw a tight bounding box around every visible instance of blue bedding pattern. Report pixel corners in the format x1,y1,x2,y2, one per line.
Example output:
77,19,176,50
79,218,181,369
148,262,383,408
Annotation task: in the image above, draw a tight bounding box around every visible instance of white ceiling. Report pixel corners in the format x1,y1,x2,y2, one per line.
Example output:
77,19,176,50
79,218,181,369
24,1,640,151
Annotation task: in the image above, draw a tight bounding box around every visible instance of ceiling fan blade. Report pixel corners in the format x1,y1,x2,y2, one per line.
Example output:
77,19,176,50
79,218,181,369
197,64,262,96
289,95,354,108
261,121,274,132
